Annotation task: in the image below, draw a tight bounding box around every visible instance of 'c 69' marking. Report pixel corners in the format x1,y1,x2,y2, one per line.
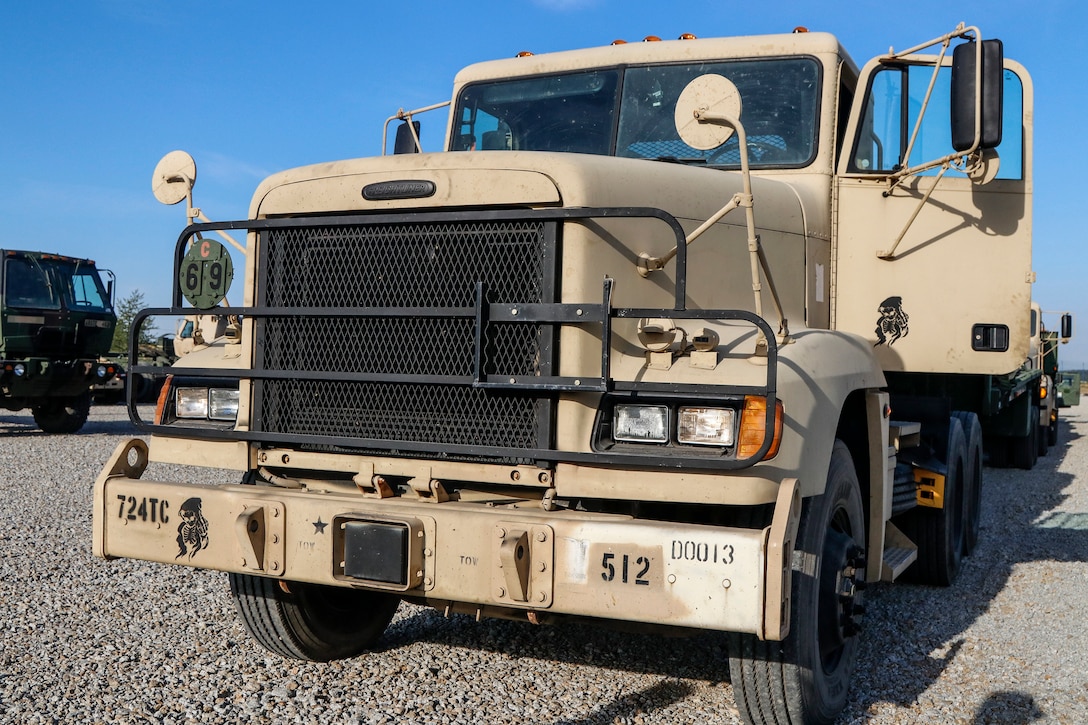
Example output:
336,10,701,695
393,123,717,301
116,494,169,525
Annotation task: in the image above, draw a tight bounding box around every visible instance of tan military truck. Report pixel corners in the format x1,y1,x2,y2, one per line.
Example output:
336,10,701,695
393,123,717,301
95,24,1036,724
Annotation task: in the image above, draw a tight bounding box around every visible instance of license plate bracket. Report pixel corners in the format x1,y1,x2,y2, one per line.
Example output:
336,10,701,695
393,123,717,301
336,516,425,591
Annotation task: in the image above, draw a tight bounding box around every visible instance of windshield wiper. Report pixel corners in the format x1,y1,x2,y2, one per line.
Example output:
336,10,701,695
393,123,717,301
653,156,708,166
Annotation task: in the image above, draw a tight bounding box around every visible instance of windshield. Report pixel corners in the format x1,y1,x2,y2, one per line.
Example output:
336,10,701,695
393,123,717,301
3,255,112,311
452,57,821,168
4,257,57,308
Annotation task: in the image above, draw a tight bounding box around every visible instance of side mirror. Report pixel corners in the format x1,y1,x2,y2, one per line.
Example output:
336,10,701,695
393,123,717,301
674,74,742,151
1061,313,1074,343
152,150,196,206
394,120,421,154
951,39,1004,152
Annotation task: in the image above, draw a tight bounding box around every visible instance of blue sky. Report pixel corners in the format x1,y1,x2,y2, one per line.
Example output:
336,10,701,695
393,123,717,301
2,1,1085,364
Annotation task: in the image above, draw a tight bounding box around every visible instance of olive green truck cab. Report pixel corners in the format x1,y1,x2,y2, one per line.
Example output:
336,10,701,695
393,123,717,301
1058,371,1081,408
95,24,1041,723
1,250,117,433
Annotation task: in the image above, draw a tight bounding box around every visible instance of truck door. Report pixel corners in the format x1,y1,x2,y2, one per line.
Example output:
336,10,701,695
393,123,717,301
833,33,1033,376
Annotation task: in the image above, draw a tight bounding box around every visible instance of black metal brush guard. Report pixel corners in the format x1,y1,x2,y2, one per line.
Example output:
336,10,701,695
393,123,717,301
128,207,779,470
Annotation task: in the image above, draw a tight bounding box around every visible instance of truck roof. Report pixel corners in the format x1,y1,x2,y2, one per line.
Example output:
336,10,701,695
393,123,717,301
453,31,854,85
1,249,98,265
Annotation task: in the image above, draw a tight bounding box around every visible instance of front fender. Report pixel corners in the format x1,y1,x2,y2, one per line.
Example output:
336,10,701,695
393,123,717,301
770,329,885,497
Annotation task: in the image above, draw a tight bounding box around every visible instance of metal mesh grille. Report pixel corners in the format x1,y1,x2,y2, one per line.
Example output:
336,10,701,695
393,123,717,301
256,219,554,454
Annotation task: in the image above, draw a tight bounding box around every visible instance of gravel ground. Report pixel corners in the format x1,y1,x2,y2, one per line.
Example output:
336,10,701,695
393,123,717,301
1,403,1087,724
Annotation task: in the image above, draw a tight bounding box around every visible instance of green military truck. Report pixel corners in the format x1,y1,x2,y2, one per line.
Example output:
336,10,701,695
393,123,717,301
1,250,117,432
96,23,1049,724
982,302,1072,466
1058,371,1081,408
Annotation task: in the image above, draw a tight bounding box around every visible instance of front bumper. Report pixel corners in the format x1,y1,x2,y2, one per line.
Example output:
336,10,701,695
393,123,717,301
94,439,800,640
1,357,113,397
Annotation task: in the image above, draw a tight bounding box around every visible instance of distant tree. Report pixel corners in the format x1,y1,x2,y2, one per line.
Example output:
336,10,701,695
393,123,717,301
111,290,157,351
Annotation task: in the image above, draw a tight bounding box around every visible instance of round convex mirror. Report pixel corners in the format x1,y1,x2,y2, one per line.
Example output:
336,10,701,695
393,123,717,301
674,74,743,151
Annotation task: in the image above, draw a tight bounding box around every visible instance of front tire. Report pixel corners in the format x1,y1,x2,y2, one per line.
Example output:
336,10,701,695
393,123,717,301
32,391,92,434
229,573,399,661
729,441,866,724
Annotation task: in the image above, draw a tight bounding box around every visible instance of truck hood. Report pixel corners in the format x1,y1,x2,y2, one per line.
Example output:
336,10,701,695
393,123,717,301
251,151,806,240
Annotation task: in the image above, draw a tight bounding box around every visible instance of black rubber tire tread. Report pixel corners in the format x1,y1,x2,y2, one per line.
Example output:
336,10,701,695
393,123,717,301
31,391,92,434
1012,408,1038,470
952,411,983,558
133,374,153,403
229,573,399,662
1037,421,1049,457
985,438,1009,468
1048,417,1059,447
900,418,966,586
729,441,865,725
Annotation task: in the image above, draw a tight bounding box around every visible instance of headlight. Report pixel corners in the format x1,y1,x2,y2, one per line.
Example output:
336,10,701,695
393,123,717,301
96,364,109,379
596,395,783,461
209,388,240,421
176,388,210,419
613,404,669,443
678,407,735,446
176,386,240,421
13,363,26,377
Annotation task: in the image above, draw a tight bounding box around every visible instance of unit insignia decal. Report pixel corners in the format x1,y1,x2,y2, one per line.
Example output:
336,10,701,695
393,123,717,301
875,296,909,346
175,497,210,560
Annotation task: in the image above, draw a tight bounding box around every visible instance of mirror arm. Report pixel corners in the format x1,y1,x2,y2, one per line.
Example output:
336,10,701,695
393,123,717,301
878,162,952,260
639,108,790,347
194,210,247,255
881,22,978,62
381,101,451,155
637,195,741,276
164,172,247,256
901,39,954,174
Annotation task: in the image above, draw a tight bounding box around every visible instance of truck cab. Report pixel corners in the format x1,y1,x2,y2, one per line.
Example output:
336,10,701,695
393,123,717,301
1,249,117,432
96,25,1034,725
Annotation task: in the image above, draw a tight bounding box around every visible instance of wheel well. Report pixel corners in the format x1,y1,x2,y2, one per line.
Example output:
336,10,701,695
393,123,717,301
835,390,872,542
835,390,870,493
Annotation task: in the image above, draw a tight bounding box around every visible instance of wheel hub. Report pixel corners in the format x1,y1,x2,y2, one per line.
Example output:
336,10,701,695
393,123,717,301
818,531,866,666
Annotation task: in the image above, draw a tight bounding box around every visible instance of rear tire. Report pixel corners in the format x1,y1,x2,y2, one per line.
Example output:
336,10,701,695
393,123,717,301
729,441,866,724
1012,408,1038,470
32,391,92,434
953,411,983,557
900,417,966,585
229,573,399,661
